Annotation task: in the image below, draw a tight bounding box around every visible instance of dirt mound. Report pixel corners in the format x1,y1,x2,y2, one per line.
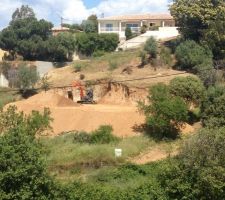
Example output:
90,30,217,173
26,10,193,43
22,91,78,107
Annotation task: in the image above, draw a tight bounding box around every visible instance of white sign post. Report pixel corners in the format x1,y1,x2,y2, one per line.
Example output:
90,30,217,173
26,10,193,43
115,148,122,157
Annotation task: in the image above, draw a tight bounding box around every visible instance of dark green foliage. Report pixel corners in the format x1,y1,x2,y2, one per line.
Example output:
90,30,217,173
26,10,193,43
92,50,105,57
159,127,225,199
72,125,119,144
170,0,225,59
140,25,147,34
82,14,98,33
0,106,55,199
73,131,91,143
175,40,213,71
139,83,188,139
47,32,77,61
139,51,148,66
11,5,35,23
201,85,225,128
76,33,119,56
144,37,158,59
125,27,132,40
91,125,119,144
17,63,39,91
159,46,172,67
169,76,205,105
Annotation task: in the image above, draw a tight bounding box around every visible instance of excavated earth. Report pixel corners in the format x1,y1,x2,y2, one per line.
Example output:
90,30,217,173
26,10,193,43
6,82,195,137
6,90,145,137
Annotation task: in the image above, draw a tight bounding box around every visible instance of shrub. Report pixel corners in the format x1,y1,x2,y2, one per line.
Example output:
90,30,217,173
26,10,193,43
0,106,56,199
144,37,158,59
139,51,148,66
159,127,225,199
108,60,118,71
76,33,119,56
139,83,188,139
93,50,105,57
201,85,225,128
169,76,205,105
140,25,147,34
175,40,213,71
160,46,172,67
90,125,119,144
125,27,132,40
73,131,91,143
72,126,119,144
17,63,39,92
74,63,82,72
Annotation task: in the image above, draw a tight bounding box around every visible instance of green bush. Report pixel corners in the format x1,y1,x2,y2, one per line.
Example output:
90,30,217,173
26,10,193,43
108,60,118,71
201,85,225,128
73,63,82,72
169,76,205,105
90,125,119,144
139,50,148,66
160,46,172,67
73,131,91,143
17,63,39,92
72,126,119,144
125,27,132,40
0,106,56,199
144,37,158,59
140,25,147,34
159,127,225,199
93,50,105,57
175,40,213,71
76,33,119,56
139,83,188,139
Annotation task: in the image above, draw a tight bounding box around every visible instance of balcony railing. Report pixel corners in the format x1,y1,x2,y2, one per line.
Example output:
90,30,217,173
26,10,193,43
100,27,119,32
100,27,141,32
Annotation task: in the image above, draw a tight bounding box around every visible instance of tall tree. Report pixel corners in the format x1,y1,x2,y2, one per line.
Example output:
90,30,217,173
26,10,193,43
11,5,36,23
170,0,225,59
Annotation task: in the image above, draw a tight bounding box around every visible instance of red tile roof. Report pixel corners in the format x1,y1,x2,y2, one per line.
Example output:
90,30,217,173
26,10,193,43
99,13,173,21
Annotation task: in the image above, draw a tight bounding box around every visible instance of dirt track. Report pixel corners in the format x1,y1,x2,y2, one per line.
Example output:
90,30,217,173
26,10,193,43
7,91,145,137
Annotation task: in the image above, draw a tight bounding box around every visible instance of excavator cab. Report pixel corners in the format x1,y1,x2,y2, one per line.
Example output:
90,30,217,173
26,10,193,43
71,81,96,104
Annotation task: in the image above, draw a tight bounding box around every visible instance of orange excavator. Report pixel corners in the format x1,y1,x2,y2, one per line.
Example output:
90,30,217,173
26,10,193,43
71,81,95,104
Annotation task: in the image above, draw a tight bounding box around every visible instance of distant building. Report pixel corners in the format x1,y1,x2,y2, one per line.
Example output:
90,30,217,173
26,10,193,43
51,26,70,36
98,13,178,41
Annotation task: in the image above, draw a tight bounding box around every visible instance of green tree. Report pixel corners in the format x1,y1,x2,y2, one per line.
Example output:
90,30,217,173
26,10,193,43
201,85,225,128
0,106,55,199
170,0,225,59
159,46,172,67
160,127,225,199
175,40,213,71
18,63,39,92
82,14,98,33
144,37,158,59
169,76,205,105
139,83,188,139
125,27,132,40
11,5,35,23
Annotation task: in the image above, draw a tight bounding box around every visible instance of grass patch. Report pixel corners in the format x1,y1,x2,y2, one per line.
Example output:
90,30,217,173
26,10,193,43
72,49,140,73
0,88,22,108
41,134,156,182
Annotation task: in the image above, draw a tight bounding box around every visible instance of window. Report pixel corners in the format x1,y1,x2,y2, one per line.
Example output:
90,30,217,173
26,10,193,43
126,24,139,32
106,24,113,31
150,23,156,27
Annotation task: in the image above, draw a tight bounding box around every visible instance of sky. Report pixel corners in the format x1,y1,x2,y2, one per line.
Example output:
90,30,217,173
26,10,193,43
0,0,172,30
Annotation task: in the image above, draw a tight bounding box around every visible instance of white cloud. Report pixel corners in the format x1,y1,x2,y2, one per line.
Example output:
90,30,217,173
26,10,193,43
0,0,171,29
91,0,170,17
0,0,22,29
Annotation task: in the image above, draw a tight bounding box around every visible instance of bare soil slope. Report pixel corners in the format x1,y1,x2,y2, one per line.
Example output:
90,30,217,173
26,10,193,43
7,91,145,137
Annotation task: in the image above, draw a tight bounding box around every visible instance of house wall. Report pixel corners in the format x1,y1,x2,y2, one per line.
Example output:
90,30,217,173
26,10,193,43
99,21,120,32
0,73,9,87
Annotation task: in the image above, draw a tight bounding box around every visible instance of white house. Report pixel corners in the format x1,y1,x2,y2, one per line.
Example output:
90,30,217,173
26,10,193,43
98,13,179,41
